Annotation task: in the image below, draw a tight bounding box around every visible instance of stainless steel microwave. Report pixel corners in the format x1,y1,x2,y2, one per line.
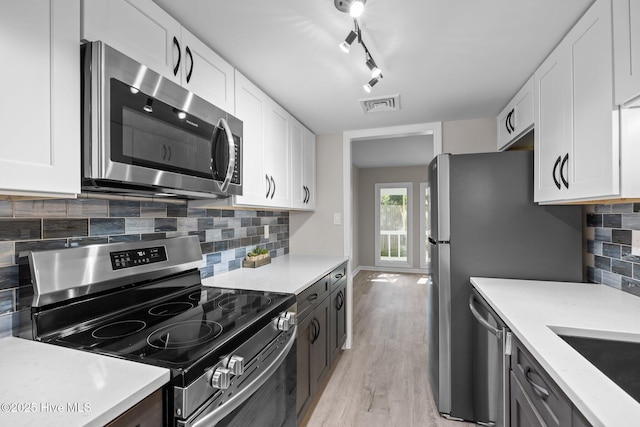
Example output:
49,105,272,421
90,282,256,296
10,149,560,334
81,41,242,199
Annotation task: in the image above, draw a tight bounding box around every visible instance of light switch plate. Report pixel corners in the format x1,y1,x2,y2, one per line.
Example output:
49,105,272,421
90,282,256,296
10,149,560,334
333,213,341,225
264,225,269,239
632,230,640,256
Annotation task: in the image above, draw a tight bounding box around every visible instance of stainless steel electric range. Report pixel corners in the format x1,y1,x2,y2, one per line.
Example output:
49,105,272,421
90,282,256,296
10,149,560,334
16,236,297,427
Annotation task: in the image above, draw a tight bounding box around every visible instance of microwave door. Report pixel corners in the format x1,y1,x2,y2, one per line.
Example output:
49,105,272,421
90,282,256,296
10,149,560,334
211,118,236,192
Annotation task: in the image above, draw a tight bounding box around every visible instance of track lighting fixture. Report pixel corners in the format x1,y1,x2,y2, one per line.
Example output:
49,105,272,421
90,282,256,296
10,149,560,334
339,30,358,54
363,77,379,93
173,108,187,120
334,1,383,92
143,97,153,113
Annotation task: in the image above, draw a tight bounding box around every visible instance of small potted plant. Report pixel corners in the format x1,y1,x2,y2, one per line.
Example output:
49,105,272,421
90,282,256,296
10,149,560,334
243,246,271,268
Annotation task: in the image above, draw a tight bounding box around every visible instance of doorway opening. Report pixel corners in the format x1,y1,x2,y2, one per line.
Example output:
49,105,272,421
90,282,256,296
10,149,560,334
375,182,412,268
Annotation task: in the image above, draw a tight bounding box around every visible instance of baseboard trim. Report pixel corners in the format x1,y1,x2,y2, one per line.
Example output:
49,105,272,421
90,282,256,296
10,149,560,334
354,265,430,275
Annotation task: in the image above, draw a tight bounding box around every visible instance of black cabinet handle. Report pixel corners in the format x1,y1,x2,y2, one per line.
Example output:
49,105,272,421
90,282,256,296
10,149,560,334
314,318,321,340
307,293,318,302
265,174,271,198
162,145,167,161
525,368,550,400
167,146,172,162
185,46,194,83
310,319,318,344
508,109,516,132
172,36,181,76
335,291,342,309
552,156,562,190
270,176,276,199
506,110,513,134
303,186,309,203
335,273,343,279
337,290,344,310
560,153,569,189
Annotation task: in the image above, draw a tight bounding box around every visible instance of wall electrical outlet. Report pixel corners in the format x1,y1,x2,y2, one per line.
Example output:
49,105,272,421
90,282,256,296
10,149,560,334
264,225,269,239
333,213,341,225
633,230,640,256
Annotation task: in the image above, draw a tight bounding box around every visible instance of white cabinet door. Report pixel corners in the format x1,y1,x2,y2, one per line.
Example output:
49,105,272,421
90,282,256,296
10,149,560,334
302,128,317,210
613,0,640,105
565,0,617,200
290,119,305,209
497,77,534,151
535,0,617,203
82,0,235,111
0,0,80,197
234,71,268,207
81,0,181,85
534,46,570,203
264,100,291,208
180,28,235,113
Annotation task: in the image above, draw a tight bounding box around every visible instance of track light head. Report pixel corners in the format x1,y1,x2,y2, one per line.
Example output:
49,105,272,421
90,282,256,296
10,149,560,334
349,0,365,17
363,77,379,93
339,30,358,53
143,98,154,113
365,57,382,79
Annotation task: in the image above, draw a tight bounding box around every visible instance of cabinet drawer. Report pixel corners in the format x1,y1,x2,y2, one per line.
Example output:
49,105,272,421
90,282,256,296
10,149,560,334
297,274,330,320
330,262,347,286
511,337,572,427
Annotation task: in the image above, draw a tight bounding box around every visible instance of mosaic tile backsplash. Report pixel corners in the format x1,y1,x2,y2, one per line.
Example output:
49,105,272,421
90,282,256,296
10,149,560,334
0,198,288,335
585,203,640,297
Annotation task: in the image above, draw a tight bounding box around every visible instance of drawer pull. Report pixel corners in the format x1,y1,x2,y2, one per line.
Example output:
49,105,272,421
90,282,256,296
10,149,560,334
334,273,343,279
307,293,318,302
525,368,550,400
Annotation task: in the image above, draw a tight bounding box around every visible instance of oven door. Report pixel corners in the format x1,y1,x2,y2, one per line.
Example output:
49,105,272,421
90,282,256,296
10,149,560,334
179,327,297,427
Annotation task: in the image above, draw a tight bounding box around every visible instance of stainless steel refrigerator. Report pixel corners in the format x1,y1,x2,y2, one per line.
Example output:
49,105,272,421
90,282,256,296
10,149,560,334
426,150,582,424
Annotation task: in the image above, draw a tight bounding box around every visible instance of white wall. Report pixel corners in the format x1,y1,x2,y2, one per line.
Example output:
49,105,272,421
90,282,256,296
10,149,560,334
442,118,497,154
289,133,344,256
351,163,360,268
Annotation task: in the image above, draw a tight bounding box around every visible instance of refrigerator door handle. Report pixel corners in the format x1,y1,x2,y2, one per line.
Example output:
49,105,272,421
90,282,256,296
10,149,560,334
469,294,503,339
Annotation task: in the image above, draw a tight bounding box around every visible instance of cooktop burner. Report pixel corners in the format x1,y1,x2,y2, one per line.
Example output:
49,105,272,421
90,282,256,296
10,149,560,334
147,320,223,349
91,320,147,340
148,301,194,316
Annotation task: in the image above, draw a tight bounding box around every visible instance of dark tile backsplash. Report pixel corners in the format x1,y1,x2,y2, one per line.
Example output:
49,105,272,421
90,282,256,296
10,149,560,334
0,198,289,336
586,203,640,296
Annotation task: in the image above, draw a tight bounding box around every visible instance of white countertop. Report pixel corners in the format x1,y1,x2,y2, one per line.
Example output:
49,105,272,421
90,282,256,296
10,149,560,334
0,337,169,427
202,254,349,294
471,277,640,427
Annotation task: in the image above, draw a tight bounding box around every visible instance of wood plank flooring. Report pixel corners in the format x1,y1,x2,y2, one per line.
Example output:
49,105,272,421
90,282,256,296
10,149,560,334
304,271,475,427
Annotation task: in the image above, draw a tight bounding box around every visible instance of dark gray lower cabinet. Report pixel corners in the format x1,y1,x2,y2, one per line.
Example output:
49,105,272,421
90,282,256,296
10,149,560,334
297,286,330,422
297,262,348,423
510,337,592,427
329,277,347,363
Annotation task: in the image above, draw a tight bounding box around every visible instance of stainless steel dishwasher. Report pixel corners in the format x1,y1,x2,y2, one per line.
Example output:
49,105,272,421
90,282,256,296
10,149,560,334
469,287,512,427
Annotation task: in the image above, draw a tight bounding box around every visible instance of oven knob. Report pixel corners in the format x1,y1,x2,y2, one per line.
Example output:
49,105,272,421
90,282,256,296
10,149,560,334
227,355,244,376
277,316,290,332
211,368,231,390
285,312,296,327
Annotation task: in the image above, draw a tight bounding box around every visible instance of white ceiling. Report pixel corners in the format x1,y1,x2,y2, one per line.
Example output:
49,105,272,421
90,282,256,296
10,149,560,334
154,0,593,135
352,135,433,168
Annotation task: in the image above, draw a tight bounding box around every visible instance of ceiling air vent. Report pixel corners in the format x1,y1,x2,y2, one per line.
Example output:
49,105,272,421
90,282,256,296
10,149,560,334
359,94,400,114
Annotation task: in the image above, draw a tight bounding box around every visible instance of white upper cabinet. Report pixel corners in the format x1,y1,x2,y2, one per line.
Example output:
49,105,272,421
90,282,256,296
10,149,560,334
497,76,534,151
291,119,316,210
0,0,80,197
233,71,269,207
82,0,234,112
535,0,619,203
613,0,640,106
264,100,292,208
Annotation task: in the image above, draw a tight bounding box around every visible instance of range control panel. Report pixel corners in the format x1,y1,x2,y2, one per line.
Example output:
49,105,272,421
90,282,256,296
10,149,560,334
110,246,168,270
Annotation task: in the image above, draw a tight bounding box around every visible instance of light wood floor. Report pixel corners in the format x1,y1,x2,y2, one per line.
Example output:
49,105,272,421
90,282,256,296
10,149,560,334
304,271,476,427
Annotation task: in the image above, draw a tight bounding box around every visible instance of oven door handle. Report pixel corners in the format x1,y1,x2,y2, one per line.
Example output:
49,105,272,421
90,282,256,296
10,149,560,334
212,117,236,193
189,326,297,427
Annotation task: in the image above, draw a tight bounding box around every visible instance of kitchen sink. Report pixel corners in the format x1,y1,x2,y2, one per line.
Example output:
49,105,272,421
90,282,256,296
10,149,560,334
558,334,640,404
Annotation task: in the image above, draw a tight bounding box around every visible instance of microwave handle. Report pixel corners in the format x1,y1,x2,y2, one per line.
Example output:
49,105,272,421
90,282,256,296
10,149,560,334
213,117,236,193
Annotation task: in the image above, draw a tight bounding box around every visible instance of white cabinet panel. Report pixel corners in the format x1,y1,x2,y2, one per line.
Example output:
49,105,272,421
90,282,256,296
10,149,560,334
81,0,181,85
234,71,268,207
613,0,640,106
302,128,317,209
497,77,534,151
534,0,618,203
291,120,316,210
180,29,235,113
0,0,80,197
82,0,234,110
264,101,291,208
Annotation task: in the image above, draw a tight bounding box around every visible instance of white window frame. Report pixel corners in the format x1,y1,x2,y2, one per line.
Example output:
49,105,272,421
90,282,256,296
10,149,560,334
374,182,413,268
